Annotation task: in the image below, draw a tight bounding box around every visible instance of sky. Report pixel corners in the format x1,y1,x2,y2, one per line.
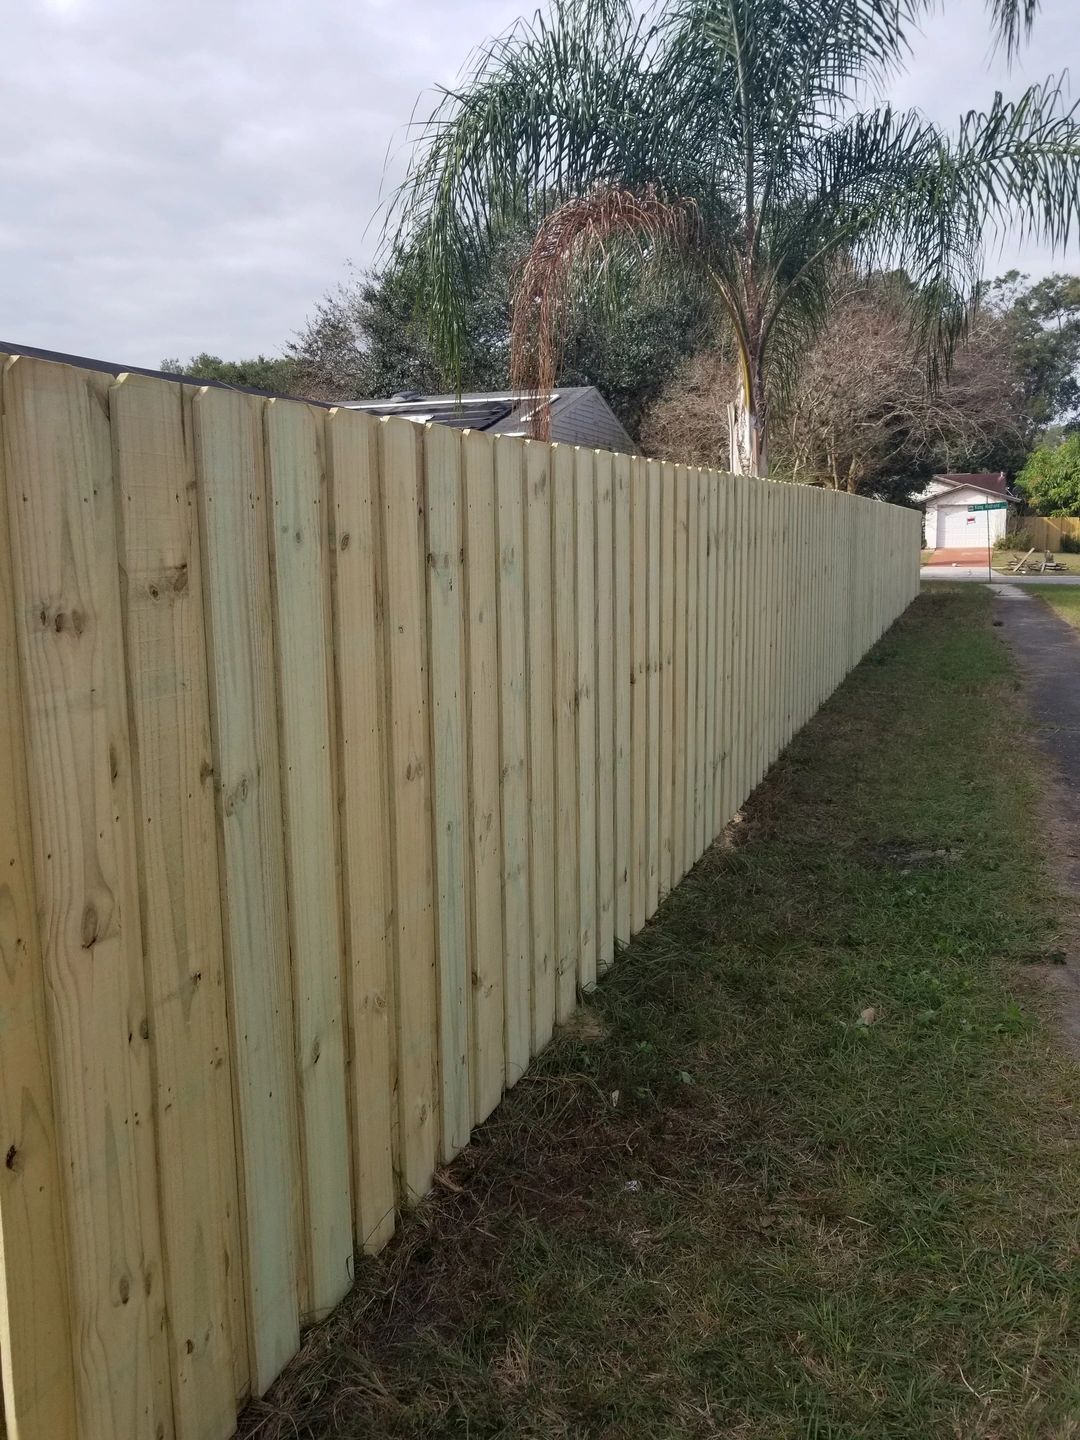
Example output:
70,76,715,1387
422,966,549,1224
0,0,1077,368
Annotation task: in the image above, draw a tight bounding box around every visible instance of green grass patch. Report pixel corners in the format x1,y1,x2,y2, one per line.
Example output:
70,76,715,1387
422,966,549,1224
241,586,1080,1440
1025,584,1080,631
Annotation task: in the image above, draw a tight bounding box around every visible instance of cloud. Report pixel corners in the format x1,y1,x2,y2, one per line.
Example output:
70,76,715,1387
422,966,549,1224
0,0,1075,369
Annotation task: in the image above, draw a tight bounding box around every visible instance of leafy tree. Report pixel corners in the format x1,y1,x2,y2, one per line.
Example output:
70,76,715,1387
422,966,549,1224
1015,433,1080,514
986,271,1080,432
390,0,1080,475
641,275,1028,497
289,243,709,437
160,352,302,395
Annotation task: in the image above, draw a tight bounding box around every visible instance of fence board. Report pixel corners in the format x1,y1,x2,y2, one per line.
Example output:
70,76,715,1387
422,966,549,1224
378,418,439,1201
463,431,507,1114
630,457,648,933
552,446,579,1021
683,469,699,869
325,408,396,1255
612,453,632,946
4,357,174,1438
658,461,676,898
424,425,472,1159
111,373,245,1433
575,449,598,989
694,472,709,861
0,356,79,1440
193,385,301,1393
672,465,689,884
496,439,532,1078
645,460,662,917
523,442,556,1049
264,399,354,1318
594,451,616,972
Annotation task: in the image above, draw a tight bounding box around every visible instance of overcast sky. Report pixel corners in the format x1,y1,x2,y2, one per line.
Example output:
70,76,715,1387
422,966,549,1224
1,0,1077,368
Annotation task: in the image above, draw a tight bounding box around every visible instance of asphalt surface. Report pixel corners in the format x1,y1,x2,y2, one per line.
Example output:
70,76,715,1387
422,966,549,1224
993,585,1080,1053
921,566,1080,586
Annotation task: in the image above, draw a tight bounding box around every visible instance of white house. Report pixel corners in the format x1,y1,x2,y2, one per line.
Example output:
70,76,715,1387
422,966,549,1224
914,471,1019,550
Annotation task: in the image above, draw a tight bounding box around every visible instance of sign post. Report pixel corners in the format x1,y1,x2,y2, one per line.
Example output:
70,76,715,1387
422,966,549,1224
968,501,1009,584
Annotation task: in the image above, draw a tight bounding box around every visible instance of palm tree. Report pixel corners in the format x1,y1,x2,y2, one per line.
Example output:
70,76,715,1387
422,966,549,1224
390,0,1080,474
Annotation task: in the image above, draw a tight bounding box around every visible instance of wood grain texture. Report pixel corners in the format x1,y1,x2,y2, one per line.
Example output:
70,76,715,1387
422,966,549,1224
463,431,506,1116
495,440,532,1079
552,446,579,1021
645,461,661,918
694,472,709,861
658,462,675,898
703,474,719,843
671,466,689,885
112,372,245,1434
265,399,353,1318
378,418,439,1201
523,442,556,1047
424,425,472,1160
4,356,173,1439
593,451,615,972
683,469,699,870
574,449,597,989
325,409,396,1255
0,355,79,1440
612,453,632,947
629,458,648,933
193,383,301,1395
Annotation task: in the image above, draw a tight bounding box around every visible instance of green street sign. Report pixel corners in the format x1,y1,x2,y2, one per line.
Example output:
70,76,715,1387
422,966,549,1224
967,501,1008,512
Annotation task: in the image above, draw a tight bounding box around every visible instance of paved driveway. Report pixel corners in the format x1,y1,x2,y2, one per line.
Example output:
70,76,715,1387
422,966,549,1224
923,547,992,566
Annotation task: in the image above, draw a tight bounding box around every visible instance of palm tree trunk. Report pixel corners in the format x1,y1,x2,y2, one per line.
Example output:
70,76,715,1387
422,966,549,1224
727,365,769,477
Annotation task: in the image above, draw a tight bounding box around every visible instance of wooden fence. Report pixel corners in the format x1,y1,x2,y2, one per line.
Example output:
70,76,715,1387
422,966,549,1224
0,353,920,1440
1020,515,1080,550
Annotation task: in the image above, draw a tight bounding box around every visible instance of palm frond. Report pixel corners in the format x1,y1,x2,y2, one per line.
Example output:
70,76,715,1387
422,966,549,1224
509,184,702,435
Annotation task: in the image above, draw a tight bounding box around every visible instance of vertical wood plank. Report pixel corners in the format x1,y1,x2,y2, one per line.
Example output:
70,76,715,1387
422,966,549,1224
701,473,716,843
265,399,353,1317
715,476,734,837
593,452,615,972
4,356,175,1437
629,457,648,934
658,461,676,897
495,439,532,1079
645,460,661,918
522,442,555,1050
683,468,699,869
0,355,79,1440
694,471,709,859
378,417,439,1201
325,408,396,1255
194,383,301,1392
671,465,688,884
463,431,506,1114
423,425,472,1159
552,446,579,1021
575,449,598,988
612,453,632,947
112,372,245,1432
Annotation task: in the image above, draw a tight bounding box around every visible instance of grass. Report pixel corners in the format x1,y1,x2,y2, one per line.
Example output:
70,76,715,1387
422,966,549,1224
240,587,1080,1440
1025,584,1080,629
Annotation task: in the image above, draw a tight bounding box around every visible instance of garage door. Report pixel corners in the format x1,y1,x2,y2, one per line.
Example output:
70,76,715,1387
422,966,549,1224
938,505,980,547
